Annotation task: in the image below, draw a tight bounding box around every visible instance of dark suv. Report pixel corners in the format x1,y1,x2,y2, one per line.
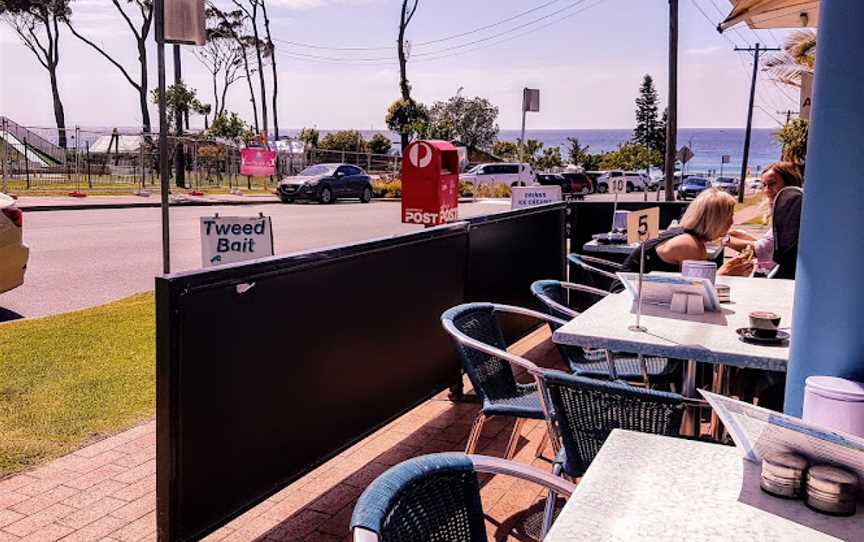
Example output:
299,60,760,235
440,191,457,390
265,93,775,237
277,163,373,204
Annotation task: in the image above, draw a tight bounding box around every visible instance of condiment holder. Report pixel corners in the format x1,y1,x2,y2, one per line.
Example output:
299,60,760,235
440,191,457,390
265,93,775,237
761,452,808,498
805,465,860,516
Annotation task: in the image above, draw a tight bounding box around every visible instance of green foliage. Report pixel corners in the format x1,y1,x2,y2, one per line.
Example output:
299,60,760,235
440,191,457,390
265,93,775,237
564,137,603,170
368,133,393,155
425,95,499,150
774,118,809,164
536,147,563,171
386,98,429,143
208,112,254,144
492,141,518,160
632,75,666,166
417,118,455,141
516,139,545,167
372,179,401,198
458,180,475,197
319,130,367,152
150,81,210,132
298,127,320,148
599,142,661,171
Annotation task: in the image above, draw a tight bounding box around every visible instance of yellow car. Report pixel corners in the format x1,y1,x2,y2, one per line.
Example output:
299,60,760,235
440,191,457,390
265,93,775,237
0,193,29,294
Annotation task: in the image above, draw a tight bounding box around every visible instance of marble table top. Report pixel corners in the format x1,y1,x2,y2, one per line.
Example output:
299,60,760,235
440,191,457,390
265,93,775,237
545,430,864,541
552,275,795,371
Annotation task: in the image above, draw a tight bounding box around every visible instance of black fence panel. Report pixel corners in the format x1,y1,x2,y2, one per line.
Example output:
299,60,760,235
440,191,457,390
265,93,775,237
465,203,567,342
156,225,469,541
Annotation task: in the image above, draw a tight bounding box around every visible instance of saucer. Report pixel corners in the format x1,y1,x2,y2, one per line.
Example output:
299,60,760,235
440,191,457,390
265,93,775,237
736,328,790,345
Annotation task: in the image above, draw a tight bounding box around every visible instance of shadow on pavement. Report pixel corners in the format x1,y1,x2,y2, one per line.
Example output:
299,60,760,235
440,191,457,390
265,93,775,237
0,306,25,322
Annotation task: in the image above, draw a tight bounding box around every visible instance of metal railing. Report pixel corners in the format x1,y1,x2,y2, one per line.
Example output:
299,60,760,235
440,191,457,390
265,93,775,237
0,116,66,164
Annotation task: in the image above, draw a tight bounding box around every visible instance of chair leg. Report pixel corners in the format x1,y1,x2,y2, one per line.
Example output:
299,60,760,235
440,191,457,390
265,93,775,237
504,418,526,459
541,463,563,539
535,431,550,459
465,413,486,455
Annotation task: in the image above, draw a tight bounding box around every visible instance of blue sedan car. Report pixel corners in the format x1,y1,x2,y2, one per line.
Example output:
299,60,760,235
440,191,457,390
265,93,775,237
277,164,374,204
677,176,711,201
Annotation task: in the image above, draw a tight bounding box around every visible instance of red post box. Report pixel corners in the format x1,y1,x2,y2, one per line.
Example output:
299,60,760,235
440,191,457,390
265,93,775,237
401,140,460,226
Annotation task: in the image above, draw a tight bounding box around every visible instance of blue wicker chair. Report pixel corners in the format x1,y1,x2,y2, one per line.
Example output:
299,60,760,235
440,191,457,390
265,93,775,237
536,371,685,534
350,452,575,542
530,279,680,385
567,253,625,293
441,303,566,459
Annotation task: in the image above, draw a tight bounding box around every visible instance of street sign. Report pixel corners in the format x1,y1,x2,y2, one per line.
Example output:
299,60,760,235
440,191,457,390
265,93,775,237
721,155,731,164
164,0,206,46
200,215,274,268
676,146,695,164
608,177,627,194
511,186,561,210
800,72,814,121
522,88,540,113
627,207,660,245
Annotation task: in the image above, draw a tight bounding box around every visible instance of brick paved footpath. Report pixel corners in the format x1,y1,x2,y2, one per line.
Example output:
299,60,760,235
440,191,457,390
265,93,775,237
1,329,562,542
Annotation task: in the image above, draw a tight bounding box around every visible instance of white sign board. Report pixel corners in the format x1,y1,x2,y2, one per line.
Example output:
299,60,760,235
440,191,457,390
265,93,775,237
200,215,274,267
511,186,562,210
608,177,627,194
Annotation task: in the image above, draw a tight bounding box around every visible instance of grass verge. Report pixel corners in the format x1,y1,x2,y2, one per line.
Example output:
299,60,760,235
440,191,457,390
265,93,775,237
0,293,155,478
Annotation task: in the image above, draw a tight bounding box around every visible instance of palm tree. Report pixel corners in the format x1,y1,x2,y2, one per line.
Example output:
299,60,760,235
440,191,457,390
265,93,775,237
763,30,816,88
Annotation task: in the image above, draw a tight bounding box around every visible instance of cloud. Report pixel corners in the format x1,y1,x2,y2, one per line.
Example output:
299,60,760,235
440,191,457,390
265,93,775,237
684,45,725,56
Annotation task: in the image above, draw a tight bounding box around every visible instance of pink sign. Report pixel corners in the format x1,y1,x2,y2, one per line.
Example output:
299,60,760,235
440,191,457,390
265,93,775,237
240,148,276,176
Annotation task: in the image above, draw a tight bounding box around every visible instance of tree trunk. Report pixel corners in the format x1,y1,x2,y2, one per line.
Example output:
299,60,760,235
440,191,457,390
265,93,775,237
261,1,279,141
397,7,409,100
249,5,268,138
49,65,67,149
139,40,151,134
212,71,220,119
240,45,259,133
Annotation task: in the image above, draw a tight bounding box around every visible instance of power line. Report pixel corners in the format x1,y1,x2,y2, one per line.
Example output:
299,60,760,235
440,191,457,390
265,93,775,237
272,0,572,52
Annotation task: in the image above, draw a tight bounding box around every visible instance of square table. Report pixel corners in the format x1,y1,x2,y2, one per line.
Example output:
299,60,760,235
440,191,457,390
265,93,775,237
552,275,795,434
544,430,864,541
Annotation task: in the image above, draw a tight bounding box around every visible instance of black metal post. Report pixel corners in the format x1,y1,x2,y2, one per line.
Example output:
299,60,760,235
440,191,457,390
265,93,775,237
664,0,678,201
157,0,171,274
173,44,186,189
24,137,30,189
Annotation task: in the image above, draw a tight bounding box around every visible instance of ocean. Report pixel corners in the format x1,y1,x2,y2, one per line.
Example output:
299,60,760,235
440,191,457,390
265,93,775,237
496,128,782,176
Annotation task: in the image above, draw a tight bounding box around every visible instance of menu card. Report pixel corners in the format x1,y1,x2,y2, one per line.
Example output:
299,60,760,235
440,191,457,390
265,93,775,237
702,391,864,483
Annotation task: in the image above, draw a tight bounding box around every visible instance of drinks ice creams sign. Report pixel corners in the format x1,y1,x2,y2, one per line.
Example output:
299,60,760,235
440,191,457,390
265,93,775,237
511,186,562,209
200,215,274,267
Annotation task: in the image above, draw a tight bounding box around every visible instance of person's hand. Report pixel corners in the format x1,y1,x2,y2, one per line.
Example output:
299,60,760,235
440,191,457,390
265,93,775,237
729,229,756,241
718,254,754,277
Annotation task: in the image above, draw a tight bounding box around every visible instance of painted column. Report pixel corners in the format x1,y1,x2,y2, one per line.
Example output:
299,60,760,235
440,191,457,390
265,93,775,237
785,0,864,415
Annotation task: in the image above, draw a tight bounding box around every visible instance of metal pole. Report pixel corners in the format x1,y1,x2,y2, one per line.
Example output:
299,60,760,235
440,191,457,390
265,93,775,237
24,137,30,189
518,97,527,166
735,43,779,203
664,0,678,201
1,117,7,193
173,44,186,189
156,0,171,274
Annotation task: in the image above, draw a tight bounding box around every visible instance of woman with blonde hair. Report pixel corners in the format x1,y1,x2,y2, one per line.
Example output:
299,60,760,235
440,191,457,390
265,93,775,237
622,187,752,275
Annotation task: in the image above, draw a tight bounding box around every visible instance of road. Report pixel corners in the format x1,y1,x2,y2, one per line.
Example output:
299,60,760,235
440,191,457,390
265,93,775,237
0,201,512,320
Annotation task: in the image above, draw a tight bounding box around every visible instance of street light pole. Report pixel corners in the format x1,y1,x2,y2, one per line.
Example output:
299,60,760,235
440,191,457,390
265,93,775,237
173,44,186,189
156,0,171,274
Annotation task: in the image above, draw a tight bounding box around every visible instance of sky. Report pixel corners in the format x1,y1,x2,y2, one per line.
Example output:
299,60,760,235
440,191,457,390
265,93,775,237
0,0,802,133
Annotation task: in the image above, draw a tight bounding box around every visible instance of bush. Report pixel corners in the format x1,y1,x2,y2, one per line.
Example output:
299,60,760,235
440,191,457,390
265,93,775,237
459,180,475,197
372,179,401,198
475,183,511,198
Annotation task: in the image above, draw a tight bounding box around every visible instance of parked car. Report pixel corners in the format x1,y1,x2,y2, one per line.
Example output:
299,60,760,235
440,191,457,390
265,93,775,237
560,172,593,195
655,173,684,191
595,171,650,193
712,176,740,195
460,163,535,187
677,176,711,200
584,171,604,193
750,179,763,191
277,163,373,204
0,193,29,294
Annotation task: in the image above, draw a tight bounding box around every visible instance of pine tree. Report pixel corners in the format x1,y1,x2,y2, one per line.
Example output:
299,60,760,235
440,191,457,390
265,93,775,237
633,75,666,167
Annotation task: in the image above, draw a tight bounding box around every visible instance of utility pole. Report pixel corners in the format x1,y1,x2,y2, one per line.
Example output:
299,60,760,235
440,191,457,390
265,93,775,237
735,43,780,202
663,0,678,201
777,110,799,124
173,44,186,189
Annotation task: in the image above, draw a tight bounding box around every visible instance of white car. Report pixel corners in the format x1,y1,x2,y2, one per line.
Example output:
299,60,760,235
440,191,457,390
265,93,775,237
0,193,29,294
595,171,650,193
460,163,535,187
